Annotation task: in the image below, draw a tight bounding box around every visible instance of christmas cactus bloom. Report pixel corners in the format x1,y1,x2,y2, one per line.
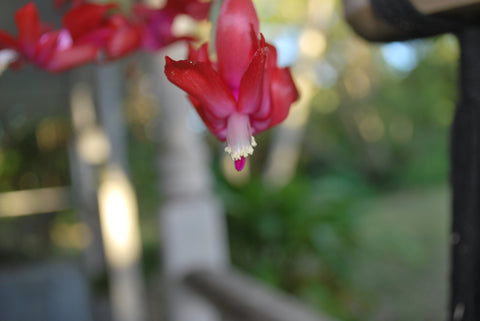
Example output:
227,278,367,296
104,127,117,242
162,0,212,20
164,0,299,171
62,2,142,60
133,0,212,51
63,0,210,58
0,2,98,72
133,3,185,51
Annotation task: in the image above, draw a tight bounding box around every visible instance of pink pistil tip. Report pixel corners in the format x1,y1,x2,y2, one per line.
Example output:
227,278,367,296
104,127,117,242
234,157,246,171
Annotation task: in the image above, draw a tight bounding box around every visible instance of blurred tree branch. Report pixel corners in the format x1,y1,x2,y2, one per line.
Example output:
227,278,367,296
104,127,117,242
341,0,400,41
342,0,480,41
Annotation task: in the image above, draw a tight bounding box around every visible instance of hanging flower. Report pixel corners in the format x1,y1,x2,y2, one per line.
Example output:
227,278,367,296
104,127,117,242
164,0,299,171
62,2,142,60
133,0,212,51
162,0,212,21
132,3,185,51
0,2,98,73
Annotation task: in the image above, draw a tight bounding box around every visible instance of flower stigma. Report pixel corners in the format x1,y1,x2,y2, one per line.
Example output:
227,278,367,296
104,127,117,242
224,113,257,171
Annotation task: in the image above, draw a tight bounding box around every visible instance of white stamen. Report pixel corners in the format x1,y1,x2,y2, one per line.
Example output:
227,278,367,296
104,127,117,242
224,113,256,161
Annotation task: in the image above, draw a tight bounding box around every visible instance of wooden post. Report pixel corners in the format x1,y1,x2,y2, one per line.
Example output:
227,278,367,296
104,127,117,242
98,165,148,321
341,1,480,320
96,64,129,171
69,63,148,321
149,44,229,321
185,268,337,321
69,69,108,281
449,26,480,321
95,63,148,321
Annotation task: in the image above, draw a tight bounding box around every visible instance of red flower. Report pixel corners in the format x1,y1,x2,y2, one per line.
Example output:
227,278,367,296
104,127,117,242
132,4,181,51
162,0,212,20
62,0,210,58
165,0,299,171
62,2,142,60
0,2,98,72
133,0,212,51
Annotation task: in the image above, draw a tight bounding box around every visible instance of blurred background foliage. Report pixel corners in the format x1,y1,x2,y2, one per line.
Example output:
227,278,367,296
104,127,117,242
0,0,456,320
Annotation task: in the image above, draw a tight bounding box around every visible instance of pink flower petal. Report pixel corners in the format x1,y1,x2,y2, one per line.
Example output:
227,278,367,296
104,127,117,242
133,5,178,51
250,117,272,133
216,0,259,89
45,43,98,72
165,56,237,119
62,3,117,40
237,47,267,114
188,95,227,140
188,43,210,63
15,2,42,57
35,31,61,66
269,67,299,128
104,16,142,59
252,42,277,119
0,30,19,50
251,47,298,133
164,0,212,20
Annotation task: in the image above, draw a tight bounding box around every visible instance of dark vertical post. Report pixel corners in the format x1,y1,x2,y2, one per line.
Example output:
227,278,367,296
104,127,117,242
450,26,480,321
341,1,480,320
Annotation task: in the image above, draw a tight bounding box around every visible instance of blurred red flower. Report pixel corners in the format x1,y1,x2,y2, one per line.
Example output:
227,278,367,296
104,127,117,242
0,2,98,72
133,0,212,51
62,2,142,60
